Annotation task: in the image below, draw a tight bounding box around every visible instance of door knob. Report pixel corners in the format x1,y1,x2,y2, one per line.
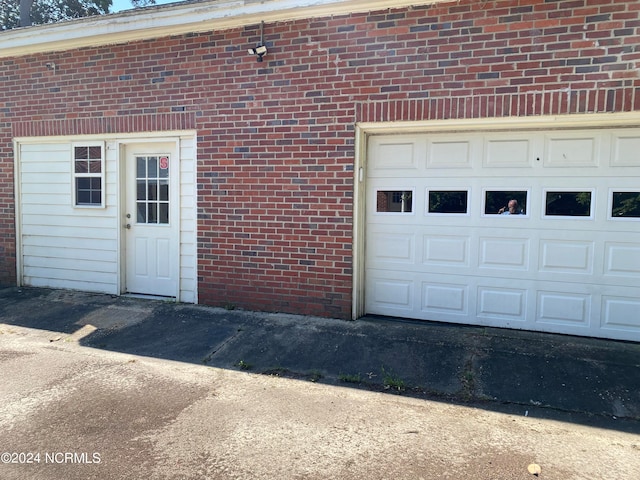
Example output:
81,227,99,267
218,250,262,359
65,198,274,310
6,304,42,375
125,223,131,229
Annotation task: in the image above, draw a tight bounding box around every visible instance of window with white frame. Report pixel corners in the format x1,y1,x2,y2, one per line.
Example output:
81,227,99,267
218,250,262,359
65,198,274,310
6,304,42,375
73,143,104,207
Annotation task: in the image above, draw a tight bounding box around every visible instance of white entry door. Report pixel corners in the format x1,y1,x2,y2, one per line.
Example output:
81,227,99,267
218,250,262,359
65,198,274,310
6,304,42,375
124,143,179,297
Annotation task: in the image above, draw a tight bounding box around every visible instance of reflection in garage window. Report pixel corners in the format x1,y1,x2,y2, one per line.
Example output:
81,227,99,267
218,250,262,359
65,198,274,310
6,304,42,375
545,191,592,216
485,191,527,215
612,192,640,218
428,190,468,214
376,190,413,213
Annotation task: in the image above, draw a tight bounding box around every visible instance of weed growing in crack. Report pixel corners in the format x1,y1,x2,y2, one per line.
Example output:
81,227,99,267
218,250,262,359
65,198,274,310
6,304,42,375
381,366,405,392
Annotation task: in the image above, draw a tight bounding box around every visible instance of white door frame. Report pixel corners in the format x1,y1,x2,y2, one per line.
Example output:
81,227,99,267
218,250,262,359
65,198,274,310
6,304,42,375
117,137,181,299
351,111,640,321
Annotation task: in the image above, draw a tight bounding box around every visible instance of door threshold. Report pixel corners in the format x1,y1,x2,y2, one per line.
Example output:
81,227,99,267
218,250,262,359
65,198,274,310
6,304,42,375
123,293,177,302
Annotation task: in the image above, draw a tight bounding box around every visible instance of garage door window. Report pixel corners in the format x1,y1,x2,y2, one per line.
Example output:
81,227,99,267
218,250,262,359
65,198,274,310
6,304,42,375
484,190,528,215
376,190,413,213
428,190,468,214
545,191,593,217
611,191,640,219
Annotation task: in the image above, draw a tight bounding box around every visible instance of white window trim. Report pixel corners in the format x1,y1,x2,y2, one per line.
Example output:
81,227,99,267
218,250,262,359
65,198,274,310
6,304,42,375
72,141,106,208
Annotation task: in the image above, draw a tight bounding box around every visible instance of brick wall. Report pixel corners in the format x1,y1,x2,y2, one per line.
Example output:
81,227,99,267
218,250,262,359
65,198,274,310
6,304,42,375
1,0,639,316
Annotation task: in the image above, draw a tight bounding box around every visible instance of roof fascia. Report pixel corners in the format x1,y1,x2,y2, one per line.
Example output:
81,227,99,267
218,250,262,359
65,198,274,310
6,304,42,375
0,0,444,59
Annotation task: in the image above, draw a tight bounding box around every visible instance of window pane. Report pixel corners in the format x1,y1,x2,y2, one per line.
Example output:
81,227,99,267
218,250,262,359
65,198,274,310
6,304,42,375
148,180,158,201
88,146,102,159
137,157,146,178
137,202,146,223
159,180,169,201
75,160,88,173
76,177,90,189
159,156,169,178
376,190,413,213
137,181,146,200
485,191,527,215
545,192,591,216
89,160,101,173
77,190,90,204
612,192,640,218
148,203,158,223
74,146,88,160
428,191,468,214
159,203,169,224
148,157,158,178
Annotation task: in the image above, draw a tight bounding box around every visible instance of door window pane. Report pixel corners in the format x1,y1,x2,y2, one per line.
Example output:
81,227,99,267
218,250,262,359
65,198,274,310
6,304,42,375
148,157,158,178
545,191,592,217
428,190,468,214
159,203,169,224
137,202,146,223
137,157,146,178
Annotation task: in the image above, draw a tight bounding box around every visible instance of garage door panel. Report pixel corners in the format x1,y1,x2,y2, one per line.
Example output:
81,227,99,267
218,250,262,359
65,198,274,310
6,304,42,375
369,232,415,264
539,240,594,274
536,291,592,328
545,134,599,168
422,282,469,316
427,140,473,169
484,137,533,168
423,235,470,267
368,135,425,172
479,237,530,271
611,134,640,167
604,243,640,278
601,295,640,332
477,286,527,322
366,274,415,314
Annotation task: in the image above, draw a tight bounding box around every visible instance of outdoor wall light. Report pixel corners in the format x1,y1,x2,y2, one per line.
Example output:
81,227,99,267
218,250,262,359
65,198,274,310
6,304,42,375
248,21,267,62
248,45,267,62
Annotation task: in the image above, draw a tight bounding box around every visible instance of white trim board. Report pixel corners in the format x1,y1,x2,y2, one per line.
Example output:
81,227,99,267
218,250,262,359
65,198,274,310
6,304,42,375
0,0,446,59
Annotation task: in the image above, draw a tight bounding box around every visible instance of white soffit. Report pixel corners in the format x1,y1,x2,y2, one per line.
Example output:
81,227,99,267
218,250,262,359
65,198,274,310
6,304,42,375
0,0,446,59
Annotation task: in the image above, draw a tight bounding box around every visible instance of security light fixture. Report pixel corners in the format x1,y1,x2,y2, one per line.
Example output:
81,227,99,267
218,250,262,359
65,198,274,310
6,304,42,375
248,21,267,62
248,45,267,62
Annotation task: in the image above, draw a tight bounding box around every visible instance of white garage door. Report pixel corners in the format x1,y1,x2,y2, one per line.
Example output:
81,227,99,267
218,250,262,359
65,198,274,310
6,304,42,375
365,128,640,341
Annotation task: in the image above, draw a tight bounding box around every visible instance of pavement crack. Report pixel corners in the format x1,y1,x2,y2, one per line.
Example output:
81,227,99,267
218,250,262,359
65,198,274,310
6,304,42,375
201,328,244,365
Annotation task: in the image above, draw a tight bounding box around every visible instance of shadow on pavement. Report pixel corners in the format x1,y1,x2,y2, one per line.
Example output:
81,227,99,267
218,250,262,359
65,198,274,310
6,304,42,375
1,287,639,434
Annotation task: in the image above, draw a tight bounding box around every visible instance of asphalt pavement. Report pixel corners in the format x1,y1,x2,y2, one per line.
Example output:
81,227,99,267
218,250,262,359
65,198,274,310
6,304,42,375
1,286,639,422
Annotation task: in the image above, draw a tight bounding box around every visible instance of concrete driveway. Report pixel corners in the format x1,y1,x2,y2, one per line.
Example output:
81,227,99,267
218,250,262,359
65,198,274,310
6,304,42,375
1,289,640,479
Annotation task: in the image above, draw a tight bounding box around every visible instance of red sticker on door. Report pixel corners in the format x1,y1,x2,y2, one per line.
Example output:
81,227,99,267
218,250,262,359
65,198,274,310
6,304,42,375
159,156,169,170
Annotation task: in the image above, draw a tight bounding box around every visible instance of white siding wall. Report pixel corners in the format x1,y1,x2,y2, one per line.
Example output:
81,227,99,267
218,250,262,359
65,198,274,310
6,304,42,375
19,142,119,293
17,134,198,303
179,135,197,303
